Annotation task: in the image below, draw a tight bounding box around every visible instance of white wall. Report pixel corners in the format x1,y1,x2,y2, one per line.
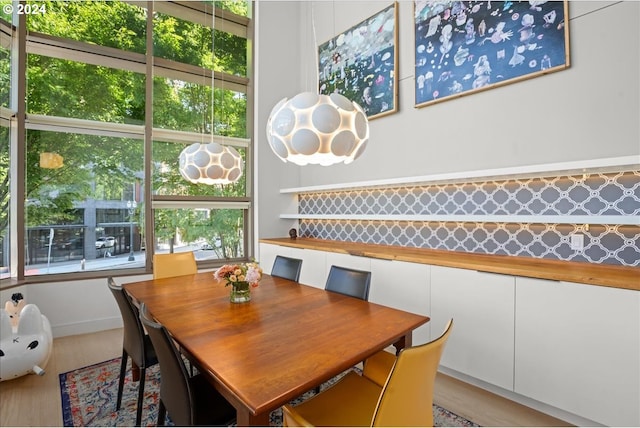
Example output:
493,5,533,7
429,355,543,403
0,274,150,338
255,1,639,225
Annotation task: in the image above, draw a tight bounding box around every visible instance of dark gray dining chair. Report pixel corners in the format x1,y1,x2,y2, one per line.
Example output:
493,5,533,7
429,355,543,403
325,265,372,301
139,303,236,426
271,255,303,282
107,277,158,427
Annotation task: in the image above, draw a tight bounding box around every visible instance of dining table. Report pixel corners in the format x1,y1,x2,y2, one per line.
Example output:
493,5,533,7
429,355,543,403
123,271,429,426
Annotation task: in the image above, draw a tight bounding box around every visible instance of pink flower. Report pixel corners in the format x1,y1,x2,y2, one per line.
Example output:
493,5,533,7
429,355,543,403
214,264,237,280
214,262,263,288
245,269,261,285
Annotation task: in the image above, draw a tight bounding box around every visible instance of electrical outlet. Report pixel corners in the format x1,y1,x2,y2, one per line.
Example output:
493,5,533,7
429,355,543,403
570,233,584,250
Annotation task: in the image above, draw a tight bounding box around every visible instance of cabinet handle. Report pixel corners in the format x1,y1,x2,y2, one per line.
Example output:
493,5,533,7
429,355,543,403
475,270,513,277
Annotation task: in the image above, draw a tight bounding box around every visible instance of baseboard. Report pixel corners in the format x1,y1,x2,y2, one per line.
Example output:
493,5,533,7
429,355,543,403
51,316,123,338
438,367,604,427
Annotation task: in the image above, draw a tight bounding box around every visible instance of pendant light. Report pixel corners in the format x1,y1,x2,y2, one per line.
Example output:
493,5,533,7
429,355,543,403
179,142,242,185
178,4,242,185
266,92,369,166
265,3,370,166
40,152,64,169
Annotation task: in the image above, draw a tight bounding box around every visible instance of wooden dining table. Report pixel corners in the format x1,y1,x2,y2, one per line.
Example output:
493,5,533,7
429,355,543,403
123,272,429,426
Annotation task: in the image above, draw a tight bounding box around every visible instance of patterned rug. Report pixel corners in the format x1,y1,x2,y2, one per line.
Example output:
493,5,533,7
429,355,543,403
60,357,479,427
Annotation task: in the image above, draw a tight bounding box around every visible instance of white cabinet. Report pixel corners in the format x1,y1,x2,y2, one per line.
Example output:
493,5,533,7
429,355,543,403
258,243,288,274
369,259,431,345
325,252,371,273
515,277,640,427
430,266,515,391
287,247,327,289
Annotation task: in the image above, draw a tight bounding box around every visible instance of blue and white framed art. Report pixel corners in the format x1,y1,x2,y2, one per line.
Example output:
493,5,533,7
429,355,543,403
318,2,398,120
414,0,570,107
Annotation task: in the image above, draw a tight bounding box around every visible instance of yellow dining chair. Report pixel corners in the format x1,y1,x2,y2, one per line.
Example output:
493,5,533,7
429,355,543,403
153,252,197,279
282,319,454,427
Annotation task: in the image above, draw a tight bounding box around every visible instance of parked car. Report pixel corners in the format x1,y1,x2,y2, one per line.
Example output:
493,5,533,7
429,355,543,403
201,238,222,250
95,236,115,249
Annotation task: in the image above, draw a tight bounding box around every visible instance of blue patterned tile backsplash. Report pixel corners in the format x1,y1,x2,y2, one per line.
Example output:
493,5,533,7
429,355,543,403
297,171,640,266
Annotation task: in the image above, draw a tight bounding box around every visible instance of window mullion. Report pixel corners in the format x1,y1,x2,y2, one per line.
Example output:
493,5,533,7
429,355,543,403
153,57,249,94
11,11,26,280
27,31,146,74
143,0,154,272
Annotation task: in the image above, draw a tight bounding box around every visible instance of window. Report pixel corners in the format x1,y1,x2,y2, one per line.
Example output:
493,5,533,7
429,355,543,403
0,0,253,282
153,207,246,261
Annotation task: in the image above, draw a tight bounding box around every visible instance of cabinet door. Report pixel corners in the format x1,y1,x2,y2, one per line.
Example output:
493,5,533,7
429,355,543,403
431,266,515,391
287,247,327,289
325,252,372,272
258,243,291,275
515,278,640,427
370,259,431,345
323,252,372,290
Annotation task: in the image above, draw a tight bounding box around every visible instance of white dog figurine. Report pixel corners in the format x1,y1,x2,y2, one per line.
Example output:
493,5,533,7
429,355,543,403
0,299,53,381
4,293,27,331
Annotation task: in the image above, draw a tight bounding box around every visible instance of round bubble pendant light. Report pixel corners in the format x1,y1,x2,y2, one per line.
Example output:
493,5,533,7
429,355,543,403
266,92,369,166
178,142,242,185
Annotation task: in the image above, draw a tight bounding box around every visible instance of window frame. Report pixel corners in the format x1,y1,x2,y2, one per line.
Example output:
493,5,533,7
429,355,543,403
1,0,254,285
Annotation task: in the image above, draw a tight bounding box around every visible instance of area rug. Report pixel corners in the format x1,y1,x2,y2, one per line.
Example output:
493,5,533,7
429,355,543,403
60,357,479,427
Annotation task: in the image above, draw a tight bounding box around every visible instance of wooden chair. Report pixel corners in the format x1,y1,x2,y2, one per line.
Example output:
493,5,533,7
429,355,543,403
107,277,158,427
282,319,454,427
325,265,371,301
139,303,236,426
152,252,197,279
271,255,303,282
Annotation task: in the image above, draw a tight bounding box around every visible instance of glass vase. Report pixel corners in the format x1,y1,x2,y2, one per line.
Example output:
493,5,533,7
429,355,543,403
230,281,251,303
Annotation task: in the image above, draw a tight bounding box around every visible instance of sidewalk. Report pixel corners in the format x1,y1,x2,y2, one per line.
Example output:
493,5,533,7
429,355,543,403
25,245,221,275
26,252,145,275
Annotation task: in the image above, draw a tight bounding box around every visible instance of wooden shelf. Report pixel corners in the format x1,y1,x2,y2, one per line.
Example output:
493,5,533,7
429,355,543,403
260,237,640,291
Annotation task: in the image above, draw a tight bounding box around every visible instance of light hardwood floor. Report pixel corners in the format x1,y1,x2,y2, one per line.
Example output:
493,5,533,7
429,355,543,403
0,328,571,427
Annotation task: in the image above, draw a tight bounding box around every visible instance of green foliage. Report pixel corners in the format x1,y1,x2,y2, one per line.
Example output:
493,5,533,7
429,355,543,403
27,1,147,54
214,1,249,17
0,42,9,108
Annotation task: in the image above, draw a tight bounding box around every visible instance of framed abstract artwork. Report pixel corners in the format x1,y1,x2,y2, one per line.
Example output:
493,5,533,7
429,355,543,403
414,0,570,107
318,2,398,120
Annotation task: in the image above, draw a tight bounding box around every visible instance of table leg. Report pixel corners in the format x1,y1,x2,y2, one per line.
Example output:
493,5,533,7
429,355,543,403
393,332,413,355
236,408,270,427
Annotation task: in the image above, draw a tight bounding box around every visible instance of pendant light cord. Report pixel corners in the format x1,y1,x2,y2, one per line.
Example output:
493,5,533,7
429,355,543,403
310,3,320,94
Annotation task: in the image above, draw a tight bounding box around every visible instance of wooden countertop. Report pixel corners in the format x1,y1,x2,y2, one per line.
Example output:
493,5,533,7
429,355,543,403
260,238,640,291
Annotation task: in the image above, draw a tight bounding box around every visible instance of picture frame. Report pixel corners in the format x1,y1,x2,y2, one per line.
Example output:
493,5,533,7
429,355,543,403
414,1,570,107
318,2,398,120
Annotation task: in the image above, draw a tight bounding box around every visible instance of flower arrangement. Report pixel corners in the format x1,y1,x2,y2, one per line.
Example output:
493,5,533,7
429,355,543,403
214,262,263,288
